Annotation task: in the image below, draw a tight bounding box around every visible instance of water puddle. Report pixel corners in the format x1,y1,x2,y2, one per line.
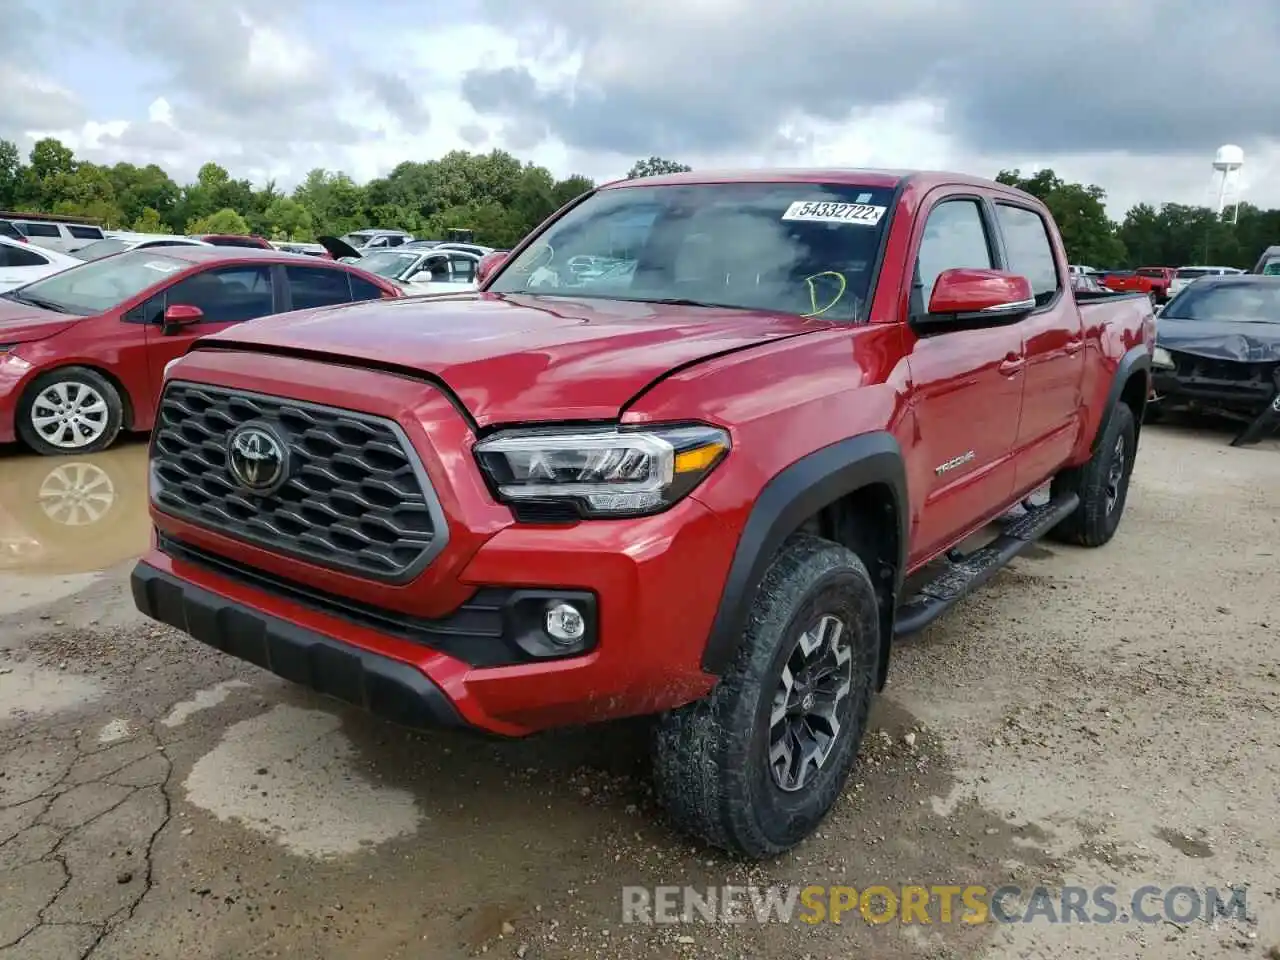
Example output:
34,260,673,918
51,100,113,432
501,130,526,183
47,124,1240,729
183,704,421,859
0,660,103,720
0,442,150,585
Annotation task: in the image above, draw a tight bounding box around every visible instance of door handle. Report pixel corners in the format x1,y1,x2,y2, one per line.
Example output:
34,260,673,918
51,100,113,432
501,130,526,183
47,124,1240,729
998,353,1025,376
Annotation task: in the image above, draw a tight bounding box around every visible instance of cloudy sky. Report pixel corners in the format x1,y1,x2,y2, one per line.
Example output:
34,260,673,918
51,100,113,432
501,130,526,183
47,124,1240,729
4,0,1278,217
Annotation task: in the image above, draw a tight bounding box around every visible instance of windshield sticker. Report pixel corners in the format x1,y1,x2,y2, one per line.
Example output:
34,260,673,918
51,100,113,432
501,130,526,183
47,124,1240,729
782,201,886,226
143,260,180,273
855,193,872,203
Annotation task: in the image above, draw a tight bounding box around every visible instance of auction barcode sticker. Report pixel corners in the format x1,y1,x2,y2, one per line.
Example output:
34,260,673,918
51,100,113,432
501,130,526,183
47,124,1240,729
781,201,886,225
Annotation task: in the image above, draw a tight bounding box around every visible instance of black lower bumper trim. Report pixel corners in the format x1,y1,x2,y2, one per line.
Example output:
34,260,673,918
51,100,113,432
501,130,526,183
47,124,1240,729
131,561,467,730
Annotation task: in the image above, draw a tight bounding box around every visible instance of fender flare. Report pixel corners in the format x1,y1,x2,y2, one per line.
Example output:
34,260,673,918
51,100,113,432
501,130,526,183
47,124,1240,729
1092,345,1152,452
700,431,909,675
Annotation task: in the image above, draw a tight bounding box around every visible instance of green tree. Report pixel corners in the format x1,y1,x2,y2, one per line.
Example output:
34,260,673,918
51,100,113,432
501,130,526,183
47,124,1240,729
186,207,250,235
0,139,21,208
132,207,172,233
627,156,691,179
263,196,313,240
996,168,1126,267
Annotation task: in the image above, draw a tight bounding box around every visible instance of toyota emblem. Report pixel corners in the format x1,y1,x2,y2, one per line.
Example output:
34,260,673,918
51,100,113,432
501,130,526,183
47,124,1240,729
226,422,290,495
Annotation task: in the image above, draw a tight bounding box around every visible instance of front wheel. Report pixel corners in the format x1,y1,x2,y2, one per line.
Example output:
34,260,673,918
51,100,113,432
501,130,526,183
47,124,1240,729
652,534,880,858
17,367,125,456
1048,401,1137,547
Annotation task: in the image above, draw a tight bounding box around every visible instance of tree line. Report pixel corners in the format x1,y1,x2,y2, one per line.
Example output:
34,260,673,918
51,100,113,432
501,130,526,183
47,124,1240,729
1,136,1272,268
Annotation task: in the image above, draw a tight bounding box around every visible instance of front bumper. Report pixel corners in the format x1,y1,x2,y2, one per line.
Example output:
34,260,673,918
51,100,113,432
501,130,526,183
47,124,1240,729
135,490,735,736
132,560,467,730
1152,367,1280,445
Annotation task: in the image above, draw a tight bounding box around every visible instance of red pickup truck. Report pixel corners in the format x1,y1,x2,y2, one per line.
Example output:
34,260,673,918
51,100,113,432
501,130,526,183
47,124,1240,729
1102,266,1176,303
131,170,1154,858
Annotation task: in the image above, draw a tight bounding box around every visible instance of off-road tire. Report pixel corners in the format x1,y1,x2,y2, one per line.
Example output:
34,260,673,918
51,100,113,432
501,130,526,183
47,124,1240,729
1048,401,1137,547
651,534,880,858
17,367,124,456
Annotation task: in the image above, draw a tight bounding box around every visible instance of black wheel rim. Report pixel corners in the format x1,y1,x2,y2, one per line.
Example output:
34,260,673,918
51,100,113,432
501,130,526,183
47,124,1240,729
769,614,853,793
1105,434,1126,514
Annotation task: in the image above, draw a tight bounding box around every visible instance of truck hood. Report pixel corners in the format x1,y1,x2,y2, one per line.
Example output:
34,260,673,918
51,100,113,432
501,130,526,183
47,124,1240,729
202,292,832,424
0,299,79,344
1157,316,1280,363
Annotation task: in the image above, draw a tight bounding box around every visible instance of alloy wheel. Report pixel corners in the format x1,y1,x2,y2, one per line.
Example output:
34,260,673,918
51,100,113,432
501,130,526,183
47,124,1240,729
769,614,854,792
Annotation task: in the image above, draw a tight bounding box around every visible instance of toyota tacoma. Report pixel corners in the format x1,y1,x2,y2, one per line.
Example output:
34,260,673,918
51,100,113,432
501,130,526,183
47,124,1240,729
132,169,1155,858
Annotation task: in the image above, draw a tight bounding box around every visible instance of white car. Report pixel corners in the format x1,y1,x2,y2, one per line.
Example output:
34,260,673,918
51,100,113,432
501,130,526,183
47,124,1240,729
346,247,481,294
0,235,81,292
71,232,212,262
9,218,107,254
1167,265,1245,299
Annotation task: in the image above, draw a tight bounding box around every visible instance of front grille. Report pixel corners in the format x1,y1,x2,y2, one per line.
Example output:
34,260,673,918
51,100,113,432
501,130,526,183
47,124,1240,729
151,382,446,583
1170,352,1276,384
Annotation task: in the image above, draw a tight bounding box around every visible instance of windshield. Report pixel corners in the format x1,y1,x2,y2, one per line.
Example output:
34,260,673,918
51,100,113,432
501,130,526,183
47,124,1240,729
487,181,897,321
4,250,184,315
357,251,422,280
72,238,132,261
1262,260,1280,276
1162,280,1280,323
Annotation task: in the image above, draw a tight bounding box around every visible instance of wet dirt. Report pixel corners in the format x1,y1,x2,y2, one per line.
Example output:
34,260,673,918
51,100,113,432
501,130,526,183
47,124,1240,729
0,423,1277,959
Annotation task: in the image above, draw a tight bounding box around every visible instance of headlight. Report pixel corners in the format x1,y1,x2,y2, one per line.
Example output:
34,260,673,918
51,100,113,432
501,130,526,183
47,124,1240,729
473,423,730,518
1152,347,1174,369
163,357,182,378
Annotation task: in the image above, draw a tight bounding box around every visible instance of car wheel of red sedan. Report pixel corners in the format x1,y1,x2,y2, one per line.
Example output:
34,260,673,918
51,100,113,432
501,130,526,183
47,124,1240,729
17,367,124,456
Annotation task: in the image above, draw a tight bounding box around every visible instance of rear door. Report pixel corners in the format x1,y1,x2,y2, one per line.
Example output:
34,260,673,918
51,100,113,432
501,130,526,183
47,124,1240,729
139,263,278,401
991,200,1085,491
902,190,1025,564
282,264,356,310
0,241,56,290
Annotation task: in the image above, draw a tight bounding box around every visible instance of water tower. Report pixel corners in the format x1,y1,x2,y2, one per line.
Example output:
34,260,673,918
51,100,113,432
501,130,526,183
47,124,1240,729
1212,144,1244,222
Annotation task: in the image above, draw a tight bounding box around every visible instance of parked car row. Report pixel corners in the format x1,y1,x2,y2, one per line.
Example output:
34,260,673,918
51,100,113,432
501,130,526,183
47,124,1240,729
0,247,401,455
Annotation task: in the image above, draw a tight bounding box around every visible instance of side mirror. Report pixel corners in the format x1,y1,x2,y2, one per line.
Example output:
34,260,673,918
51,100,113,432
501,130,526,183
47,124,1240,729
922,268,1035,325
162,303,203,335
476,251,507,286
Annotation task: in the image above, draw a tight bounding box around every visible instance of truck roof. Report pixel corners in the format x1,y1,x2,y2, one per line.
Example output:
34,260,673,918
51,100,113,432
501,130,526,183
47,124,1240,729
599,168,1017,194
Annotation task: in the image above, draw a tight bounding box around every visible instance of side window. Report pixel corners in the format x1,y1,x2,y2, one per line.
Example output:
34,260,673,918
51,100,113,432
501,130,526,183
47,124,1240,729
349,275,386,302
166,265,275,323
19,222,59,238
0,244,49,268
994,204,1059,306
386,235,404,247
449,255,476,283
914,199,994,309
285,265,352,309
69,226,103,240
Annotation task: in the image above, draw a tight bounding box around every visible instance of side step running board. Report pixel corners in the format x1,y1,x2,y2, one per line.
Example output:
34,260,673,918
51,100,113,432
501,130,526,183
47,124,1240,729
893,493,1079,638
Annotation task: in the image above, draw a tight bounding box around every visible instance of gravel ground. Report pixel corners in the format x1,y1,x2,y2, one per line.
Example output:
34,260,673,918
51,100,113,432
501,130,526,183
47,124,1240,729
0,421,1277,960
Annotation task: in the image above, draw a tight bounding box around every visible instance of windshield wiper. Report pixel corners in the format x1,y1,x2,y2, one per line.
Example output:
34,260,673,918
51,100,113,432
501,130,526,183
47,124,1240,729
626,297,740,310
3,291,69,313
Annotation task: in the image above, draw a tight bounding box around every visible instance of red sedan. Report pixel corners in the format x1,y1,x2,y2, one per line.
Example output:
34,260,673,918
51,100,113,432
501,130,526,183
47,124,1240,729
0,247,401,455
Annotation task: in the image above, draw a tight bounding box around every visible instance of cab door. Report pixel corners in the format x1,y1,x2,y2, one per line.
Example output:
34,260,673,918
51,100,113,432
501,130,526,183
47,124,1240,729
990,201,1085,490
140,263,279,404
901,191,1026,566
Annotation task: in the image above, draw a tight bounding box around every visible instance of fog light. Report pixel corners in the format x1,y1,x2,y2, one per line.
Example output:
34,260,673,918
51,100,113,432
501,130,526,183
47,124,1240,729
545,602,586,644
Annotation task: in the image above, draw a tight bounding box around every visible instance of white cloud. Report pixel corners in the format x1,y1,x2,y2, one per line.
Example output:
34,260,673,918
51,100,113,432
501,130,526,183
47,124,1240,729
3,0,1279,222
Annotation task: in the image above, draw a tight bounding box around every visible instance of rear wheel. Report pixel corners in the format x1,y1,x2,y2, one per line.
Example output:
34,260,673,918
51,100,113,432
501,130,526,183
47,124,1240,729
1048,402,1137,547
652,534,880,858
17,367,124,456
